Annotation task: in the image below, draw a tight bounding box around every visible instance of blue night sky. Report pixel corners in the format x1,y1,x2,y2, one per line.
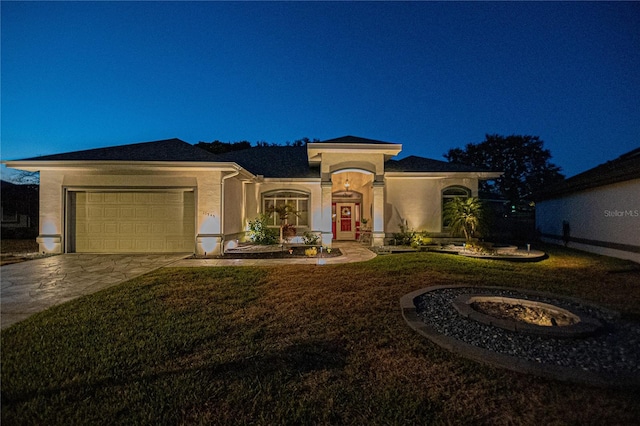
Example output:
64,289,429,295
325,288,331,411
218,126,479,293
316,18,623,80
2,1,639,180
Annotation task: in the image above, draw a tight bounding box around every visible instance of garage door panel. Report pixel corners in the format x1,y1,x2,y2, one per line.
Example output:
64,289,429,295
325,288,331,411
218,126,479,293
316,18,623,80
73,191,194,253
120,207,135,218
135,240,150,251
135,223,151,234
149,240,165,251
88,193,103,203
88,207,103,218
135,193,150,203
116,193,131,202
118,240,135,251
103,240,118,251
135,207,149,218
103,193,118,203
87,239,104,251
88,223,103,234
119,223,135,234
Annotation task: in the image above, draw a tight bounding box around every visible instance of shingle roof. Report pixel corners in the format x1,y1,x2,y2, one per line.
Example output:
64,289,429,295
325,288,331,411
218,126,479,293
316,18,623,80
384,155,492,173
12,136,497,177
536,147,640,200
214,146,320,178
18,138,219,162
315,135,398,145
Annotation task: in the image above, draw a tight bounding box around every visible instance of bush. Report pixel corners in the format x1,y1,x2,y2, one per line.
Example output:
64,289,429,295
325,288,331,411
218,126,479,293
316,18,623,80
391,222,415,246
465,241,496,254
248,215,278,245
302,231,320,245
410,231,433,248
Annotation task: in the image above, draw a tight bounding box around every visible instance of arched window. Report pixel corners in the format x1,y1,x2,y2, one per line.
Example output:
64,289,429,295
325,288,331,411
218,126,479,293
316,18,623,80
262,190,309,227
442,186,471,229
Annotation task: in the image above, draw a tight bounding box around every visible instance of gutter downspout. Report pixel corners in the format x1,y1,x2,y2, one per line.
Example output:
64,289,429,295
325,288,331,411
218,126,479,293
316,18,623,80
220,168,241,255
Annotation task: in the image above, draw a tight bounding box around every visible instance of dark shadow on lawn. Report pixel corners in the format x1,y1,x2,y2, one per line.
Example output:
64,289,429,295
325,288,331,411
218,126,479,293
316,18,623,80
3,338,348,405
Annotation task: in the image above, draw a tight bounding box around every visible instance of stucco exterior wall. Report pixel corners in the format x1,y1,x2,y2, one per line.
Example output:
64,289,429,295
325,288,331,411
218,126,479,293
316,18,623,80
320,153,381,177
35,167,230,254
223,175,244,235
37,170,65,253
243,180,323,237
536,179,640,263
384,176,478,234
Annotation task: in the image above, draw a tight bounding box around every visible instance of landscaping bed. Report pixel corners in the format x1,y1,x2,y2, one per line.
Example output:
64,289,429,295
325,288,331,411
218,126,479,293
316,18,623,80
192,244,342,259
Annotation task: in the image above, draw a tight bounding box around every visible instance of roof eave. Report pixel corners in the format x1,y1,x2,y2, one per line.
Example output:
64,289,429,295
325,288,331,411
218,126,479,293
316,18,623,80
3,160,255,178
307,143,403,164
385,171,502,179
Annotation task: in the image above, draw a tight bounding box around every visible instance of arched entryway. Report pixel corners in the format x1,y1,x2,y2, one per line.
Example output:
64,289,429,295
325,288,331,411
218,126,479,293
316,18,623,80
331,170,374,241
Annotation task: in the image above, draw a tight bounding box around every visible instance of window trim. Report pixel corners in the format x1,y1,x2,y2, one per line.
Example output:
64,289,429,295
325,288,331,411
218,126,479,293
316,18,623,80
262,190,310,228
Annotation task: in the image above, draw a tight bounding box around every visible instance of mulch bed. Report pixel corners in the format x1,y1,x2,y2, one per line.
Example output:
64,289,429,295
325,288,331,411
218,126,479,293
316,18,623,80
193,246,342,259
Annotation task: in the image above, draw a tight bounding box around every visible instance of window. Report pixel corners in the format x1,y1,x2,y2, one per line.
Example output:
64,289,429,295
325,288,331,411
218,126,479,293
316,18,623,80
442,186,471,229
262,190,309,227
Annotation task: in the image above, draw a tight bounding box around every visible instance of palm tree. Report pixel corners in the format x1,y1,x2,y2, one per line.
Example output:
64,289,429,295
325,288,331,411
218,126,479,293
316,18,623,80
443,197,485,242
267,202,299,243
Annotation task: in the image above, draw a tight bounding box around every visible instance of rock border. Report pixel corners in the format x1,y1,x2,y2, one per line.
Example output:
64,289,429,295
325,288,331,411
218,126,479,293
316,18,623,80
452,294,603,338
401,285,640,388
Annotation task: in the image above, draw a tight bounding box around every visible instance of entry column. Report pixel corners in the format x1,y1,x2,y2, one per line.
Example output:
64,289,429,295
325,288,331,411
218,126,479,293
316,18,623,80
320,181,333,246
371,180,385,246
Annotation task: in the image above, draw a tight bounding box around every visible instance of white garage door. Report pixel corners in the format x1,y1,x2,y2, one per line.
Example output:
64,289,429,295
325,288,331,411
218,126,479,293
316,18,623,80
71,191,195,253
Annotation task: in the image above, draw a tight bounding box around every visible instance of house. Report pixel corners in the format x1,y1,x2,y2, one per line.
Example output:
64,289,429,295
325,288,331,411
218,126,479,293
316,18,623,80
4,136,500,255
535,147,640,263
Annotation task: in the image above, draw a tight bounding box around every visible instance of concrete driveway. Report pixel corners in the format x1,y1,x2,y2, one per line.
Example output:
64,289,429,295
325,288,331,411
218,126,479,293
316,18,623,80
1,253,189,329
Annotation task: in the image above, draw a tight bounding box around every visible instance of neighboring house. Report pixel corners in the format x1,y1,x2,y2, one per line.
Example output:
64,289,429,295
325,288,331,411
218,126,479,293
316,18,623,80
535,147,640,263
4,136,500,255
1,180,39,239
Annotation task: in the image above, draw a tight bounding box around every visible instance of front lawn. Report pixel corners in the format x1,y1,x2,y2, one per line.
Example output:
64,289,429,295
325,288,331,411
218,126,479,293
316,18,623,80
2,245,639,424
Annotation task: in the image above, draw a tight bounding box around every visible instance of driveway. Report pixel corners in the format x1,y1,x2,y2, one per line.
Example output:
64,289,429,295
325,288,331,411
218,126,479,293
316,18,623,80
1,253,189,329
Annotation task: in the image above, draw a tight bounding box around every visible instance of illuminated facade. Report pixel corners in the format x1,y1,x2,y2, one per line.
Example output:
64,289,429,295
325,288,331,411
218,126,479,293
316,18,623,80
6,136,500,254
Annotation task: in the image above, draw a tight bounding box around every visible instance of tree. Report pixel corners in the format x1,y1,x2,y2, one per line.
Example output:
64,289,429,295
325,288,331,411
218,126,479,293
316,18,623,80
444,134,564,206
6,170,40,185
443,197,486,242
197,137,319,151
195,140,251,154
267,202,299,244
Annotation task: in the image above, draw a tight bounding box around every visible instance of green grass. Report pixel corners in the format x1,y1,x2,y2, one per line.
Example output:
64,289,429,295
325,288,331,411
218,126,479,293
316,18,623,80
2,245,640,424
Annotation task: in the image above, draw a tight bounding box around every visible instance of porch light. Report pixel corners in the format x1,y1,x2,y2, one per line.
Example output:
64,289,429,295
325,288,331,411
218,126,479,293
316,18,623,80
344,179,350,191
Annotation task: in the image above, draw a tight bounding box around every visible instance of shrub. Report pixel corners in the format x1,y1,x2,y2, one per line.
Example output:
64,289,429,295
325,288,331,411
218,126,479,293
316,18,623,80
410,231,433,248
248,214,278,245
392,222,415,246
465,241,496,254
302,231,320,245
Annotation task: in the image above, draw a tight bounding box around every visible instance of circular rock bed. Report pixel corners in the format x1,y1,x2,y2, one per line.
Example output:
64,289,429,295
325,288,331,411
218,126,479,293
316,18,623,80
401,285,640,387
